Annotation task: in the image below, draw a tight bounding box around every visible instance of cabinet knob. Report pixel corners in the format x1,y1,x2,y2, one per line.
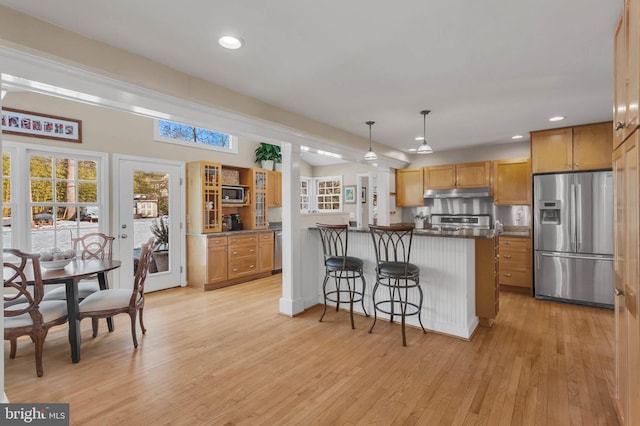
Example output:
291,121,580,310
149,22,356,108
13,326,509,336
504,273,512,277
250,249,255,253
615,287,625,296
233,268,238,272
615,121,625,131
250,265,255,269
504,241,511,245
503,254,512,259
574,163,580,167
232,251,238,255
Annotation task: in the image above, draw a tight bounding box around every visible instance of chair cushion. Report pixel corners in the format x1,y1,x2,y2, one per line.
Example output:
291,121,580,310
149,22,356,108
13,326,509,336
4,294,30,308
5,301,68,328
43,281,101,301
377,261,420,277
79,289,137,312
325,256,364,271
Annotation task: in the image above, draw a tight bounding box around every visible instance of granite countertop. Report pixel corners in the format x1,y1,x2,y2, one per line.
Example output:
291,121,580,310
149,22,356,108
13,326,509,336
187,228,275,237
310,225,531,240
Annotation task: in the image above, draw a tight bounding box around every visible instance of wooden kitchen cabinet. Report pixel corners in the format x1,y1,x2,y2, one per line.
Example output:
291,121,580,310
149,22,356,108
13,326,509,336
455,161,492,188
475,237,499,326
613,129,640,426
228,234,258,280
267,171,282,207
186,235,227,289
424,161,491,190
258,231,274,273
573,122,615,170
614,2,640,150
531,123,612,173
493,158,531,205
423,165,455,189
498,236,532,290
186,161,222,234
396,167,424,206
240,168,268,229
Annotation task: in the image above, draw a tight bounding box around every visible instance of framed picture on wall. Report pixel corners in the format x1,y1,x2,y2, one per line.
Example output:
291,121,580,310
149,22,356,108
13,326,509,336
361,187,367,203
1,107,82,143
344,185,356,204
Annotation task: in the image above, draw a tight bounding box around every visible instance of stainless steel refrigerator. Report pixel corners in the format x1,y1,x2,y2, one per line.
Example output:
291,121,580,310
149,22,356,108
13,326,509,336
533,171,614,307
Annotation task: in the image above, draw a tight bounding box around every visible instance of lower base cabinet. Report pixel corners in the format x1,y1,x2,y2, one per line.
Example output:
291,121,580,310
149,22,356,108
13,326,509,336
475,237,499,326
498,236,532,291
187,231,274,290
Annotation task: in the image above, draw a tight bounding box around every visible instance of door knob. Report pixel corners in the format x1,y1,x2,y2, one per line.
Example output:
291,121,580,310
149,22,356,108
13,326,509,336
120,234,128,239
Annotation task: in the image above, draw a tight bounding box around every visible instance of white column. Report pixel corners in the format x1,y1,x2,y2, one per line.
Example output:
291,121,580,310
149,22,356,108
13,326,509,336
376,167,391,226
279,143,305,316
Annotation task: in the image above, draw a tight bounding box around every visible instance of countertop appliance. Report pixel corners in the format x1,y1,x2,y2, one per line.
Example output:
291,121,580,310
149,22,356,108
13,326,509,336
430,214,491,231
533,171,613,308
221,185,245,204
230,213,243,231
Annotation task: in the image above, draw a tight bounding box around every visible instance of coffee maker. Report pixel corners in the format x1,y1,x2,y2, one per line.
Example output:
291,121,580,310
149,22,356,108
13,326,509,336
230,214,243,231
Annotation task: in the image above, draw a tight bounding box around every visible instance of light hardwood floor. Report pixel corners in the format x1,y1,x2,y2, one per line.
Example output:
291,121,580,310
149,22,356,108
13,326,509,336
5,276,618,425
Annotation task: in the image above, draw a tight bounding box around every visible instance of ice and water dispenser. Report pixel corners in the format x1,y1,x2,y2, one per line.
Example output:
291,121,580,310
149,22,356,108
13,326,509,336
539,200,561,225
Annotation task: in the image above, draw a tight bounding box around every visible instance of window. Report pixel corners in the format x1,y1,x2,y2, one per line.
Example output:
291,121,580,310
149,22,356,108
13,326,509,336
154,119,238,154
3,142,108,253
299,176,342,212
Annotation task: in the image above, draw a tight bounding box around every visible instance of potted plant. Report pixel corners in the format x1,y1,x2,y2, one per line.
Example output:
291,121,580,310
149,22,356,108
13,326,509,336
254,142,279,170
273,145,282,171
149,216,169,272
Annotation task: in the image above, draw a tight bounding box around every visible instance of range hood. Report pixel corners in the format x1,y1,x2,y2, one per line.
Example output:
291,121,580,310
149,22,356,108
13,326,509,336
424,187,492,199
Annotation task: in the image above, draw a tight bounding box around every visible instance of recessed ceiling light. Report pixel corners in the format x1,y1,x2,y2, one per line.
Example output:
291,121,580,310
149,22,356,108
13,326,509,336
218,35,244,50
511,135,523,139
549,116,565,122
414,136,425,141
409,148,417,152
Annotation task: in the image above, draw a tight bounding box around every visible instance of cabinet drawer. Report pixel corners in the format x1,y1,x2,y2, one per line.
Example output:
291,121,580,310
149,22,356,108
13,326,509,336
228,258,258,278
228,246,257,258
499,237,530,251
259,232,274,242
498,268,532,287
228,234,258,247
499,250,530,265
207,236,228,247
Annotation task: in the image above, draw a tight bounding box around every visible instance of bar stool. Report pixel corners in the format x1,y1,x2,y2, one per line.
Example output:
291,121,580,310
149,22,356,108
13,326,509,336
369,224,426,346
316,223,368,329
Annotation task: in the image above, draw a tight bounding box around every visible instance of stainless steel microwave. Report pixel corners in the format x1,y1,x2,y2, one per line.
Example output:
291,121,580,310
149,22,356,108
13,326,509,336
222,185,245,203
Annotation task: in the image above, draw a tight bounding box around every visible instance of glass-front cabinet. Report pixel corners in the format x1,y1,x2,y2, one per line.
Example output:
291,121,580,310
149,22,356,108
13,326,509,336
241,168,268,229
187,161,222,234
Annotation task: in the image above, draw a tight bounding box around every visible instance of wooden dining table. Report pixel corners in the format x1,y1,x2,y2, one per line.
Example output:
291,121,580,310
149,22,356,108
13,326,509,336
39,259,122,363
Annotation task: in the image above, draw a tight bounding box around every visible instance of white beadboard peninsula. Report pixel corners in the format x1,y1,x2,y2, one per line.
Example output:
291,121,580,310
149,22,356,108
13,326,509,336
304,227,499,339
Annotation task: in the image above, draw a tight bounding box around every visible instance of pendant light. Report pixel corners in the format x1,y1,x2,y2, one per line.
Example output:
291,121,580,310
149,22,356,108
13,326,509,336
364,121,378,161
416,110,433,154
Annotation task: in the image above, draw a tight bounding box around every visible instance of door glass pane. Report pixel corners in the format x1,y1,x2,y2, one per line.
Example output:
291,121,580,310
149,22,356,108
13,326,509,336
133,170,170,275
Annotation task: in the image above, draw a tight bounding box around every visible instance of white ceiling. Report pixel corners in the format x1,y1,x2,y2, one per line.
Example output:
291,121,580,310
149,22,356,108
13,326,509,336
0,0,621,155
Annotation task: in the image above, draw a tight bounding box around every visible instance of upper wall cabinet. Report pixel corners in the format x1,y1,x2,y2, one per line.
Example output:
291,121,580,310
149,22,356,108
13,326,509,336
424,161,491,190
186,161,222,234
614,2,640,149
493,158,531,205
530,122,612,173
396,167,424,207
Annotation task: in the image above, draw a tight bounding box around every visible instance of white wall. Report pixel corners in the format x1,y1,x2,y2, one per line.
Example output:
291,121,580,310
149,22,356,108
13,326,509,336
408,140,530,167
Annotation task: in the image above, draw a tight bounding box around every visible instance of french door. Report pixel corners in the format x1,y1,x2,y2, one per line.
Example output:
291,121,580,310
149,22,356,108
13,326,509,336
114,155,184,292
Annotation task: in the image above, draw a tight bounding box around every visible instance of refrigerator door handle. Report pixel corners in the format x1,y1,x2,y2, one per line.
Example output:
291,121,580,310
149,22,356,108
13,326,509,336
540,252,613,261
576,183,582,251
570,183,576,251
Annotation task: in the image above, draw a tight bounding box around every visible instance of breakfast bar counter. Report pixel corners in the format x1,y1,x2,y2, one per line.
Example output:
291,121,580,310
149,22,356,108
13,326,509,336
303,226,499,339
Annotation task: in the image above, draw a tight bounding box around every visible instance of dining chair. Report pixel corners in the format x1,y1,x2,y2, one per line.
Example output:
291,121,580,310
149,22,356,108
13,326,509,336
316,223,368,329
78,237,154,348
4,248,68,377
43,232,115,301
369,224,427,346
